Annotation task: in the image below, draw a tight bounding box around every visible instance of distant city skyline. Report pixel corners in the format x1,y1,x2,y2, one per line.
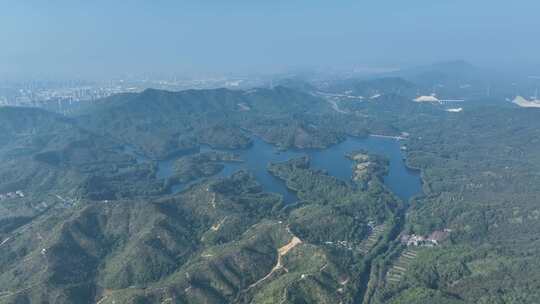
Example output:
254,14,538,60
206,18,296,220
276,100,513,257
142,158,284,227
2,0,540,80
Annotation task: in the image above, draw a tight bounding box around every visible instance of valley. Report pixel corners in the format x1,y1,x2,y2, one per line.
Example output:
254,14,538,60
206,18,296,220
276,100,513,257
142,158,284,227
1,65,540,303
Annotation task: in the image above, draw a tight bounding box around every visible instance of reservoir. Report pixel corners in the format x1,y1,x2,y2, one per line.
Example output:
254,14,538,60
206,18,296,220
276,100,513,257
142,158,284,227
129,136,422,203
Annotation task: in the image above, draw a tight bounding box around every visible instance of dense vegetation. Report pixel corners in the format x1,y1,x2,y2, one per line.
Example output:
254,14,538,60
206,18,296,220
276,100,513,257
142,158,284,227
172,151,241,184
368,107,540,304
1,63,540,303
0,104,398,303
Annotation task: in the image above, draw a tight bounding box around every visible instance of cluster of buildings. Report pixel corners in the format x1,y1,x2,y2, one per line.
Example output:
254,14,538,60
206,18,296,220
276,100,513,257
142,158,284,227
0,84,138,108
0,190,25,201
0,76,258,109
401,229,451,247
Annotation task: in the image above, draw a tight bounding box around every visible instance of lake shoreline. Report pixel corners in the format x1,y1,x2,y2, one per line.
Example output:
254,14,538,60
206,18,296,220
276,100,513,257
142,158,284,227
125,135,423,203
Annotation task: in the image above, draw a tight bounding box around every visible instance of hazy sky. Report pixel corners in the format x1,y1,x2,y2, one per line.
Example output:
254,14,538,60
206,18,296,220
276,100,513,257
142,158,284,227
1,0,539,80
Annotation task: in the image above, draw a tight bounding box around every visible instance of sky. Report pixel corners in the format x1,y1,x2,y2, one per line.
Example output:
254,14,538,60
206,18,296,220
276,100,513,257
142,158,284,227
1,0,540,80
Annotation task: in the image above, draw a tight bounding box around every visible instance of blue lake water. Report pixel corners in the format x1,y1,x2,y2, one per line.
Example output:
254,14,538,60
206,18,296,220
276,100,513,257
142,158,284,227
306,136,423,202
128,136,422,203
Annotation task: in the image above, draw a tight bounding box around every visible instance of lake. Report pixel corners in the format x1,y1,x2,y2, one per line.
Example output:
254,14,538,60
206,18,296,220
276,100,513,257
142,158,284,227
129,136,423,203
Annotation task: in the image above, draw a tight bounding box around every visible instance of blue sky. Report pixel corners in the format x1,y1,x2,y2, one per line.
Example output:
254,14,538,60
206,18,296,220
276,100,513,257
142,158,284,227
1,0,539,79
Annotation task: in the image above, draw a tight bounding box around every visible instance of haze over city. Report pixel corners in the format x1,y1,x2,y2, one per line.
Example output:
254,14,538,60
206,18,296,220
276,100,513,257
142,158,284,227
3,1,540,304
2,0,540,80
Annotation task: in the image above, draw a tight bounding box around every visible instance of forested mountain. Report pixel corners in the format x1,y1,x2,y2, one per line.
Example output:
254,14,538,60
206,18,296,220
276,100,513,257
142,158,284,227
0,98,399,303
1,81,540,303
76,86,335,158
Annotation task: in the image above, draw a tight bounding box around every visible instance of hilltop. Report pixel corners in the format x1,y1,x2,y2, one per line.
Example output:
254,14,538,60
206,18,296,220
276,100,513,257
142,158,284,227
2,79,540,303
